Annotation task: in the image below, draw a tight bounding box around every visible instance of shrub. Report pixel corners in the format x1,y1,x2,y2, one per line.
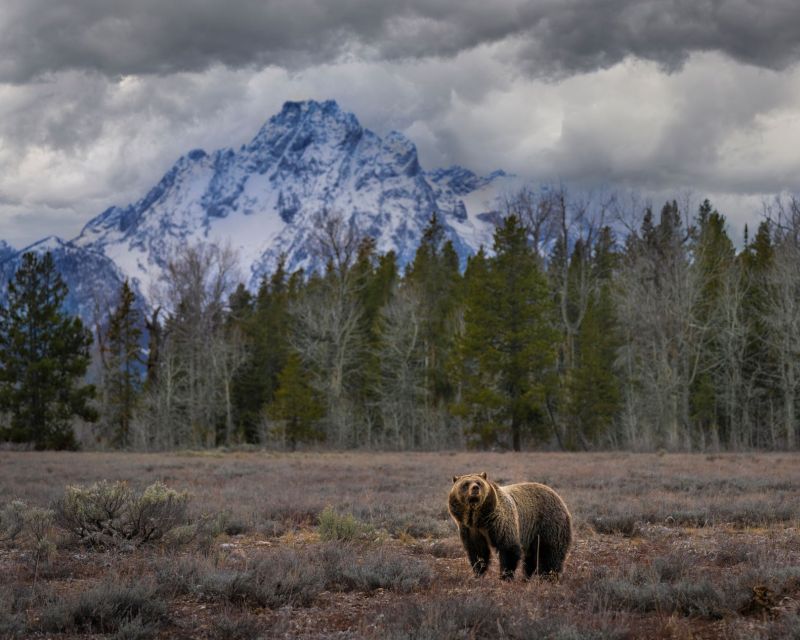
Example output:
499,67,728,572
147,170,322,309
589,576,726,618
53,481,188,548
221,516,250,537
651,553,692,582
25,506,56,566
0,500,57,567
257,518,290,538
380,594,497,640
197,550,326,608
331,547,433,593
154,557,205,597
428,539,463,558
357,507,450,539
39,581,166,635
163,510,234,553
750,613,800,640
318,506,364,541
112,616,161,640
0,585,31,638
126,482,189,541
378,594,626,640
262,503,323,528
157,544,432,610
735,566,800,615
0,500,26,544
211,611,265,640
589,514,640,537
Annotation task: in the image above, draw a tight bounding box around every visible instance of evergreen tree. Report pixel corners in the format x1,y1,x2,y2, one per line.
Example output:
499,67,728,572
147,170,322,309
453,248,498,448
756,213,800,449
267,352,324,449
737,221,777,446
228,283,253,321
231,259,295,441
565,227,621,447
456,216,557,450
102,279,144,448
351,245,398,443
0,252,97,449
405,213,462,403
690,201,735,444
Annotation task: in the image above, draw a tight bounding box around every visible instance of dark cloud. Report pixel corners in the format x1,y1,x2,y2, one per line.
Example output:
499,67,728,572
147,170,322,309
2,2,800,246
512,0,800,77
2,0,800,82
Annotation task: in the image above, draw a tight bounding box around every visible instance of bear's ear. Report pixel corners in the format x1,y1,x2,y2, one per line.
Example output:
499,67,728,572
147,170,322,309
452,475,460,483
480,471,488,480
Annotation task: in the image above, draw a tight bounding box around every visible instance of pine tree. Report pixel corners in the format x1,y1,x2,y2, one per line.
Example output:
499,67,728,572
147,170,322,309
231,259,294,442
0,252,97,449
102,279,144,448
565,227,621,447
690,200,735,444
736,221,776,447
453,248,498,448
267,352,324,449
405,213,462,402
456,216,557,450
351,246,398,444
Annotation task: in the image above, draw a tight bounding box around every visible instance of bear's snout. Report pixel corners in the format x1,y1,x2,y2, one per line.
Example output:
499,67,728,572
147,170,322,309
468,483,481,503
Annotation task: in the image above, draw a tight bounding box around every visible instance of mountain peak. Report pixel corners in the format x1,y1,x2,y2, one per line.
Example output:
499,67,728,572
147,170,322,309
56,99,509,316
280,99,342,115
249,99,359,149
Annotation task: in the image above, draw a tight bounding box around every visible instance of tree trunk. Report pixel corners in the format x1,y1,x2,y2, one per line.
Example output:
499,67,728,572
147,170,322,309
511,414,521,452
784,365,796,449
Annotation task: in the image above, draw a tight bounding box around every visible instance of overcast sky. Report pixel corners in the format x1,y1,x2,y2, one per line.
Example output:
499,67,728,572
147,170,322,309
2,0,800,247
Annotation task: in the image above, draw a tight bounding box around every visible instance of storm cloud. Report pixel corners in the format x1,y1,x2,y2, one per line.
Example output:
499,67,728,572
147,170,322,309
2,0,800,245
2,0,800,82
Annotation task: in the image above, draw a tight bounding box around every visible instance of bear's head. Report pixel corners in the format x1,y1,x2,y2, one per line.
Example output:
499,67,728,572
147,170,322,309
450,472,493,510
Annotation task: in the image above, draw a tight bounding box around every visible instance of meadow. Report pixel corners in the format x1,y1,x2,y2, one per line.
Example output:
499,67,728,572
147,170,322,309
1,450,799,639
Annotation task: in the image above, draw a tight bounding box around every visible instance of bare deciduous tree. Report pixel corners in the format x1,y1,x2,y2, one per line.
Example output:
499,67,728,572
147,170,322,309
762,197,800,449
139,243,243,448
291,213,368,446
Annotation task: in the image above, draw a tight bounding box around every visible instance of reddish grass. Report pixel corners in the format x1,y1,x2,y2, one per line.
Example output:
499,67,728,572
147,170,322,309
0,451,798,638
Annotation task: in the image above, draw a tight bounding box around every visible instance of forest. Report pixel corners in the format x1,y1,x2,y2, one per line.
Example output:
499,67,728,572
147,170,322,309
2,186,800,452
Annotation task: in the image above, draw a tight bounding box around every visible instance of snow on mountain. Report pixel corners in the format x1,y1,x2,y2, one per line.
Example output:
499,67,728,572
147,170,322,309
74,99,511,297
0,236,131,322
3,100,512,324
426,166,518,254
0,240,15,264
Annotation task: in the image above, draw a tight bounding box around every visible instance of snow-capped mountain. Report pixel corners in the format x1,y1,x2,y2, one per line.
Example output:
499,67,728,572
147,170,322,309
75,100,512,293
0,240,15,264
0,236,130,322
2,100,514,321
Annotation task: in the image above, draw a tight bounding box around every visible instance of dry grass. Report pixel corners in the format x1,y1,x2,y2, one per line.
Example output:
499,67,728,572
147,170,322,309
0,450,798,638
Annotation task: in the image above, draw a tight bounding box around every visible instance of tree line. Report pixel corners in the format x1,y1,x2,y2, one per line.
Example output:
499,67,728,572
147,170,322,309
2,188,800,451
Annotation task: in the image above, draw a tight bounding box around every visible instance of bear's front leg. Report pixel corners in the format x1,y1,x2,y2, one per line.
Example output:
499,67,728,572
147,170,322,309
459,525,491,576
497,542,521,580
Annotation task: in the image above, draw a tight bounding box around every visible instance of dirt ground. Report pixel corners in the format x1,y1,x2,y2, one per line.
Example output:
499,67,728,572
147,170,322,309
1,450,799,639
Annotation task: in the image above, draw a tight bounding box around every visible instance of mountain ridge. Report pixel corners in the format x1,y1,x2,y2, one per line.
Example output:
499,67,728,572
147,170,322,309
1,99,514,320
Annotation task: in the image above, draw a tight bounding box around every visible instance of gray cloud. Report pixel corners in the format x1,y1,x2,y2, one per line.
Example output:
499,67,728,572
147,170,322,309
2,2,800,247
510,0,800,77
2,0,800,83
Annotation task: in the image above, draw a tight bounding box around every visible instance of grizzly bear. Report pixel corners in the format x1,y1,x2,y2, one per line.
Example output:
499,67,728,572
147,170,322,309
448,472,572,580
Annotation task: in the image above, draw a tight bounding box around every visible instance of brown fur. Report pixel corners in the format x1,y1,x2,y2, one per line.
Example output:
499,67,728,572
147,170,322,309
448,472,572,579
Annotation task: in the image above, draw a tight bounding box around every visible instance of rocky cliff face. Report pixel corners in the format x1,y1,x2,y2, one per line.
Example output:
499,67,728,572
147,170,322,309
0,236,129,322
2,100,513,320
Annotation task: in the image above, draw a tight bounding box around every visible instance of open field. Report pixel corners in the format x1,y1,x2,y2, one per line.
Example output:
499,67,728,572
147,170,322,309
1,450,799,639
